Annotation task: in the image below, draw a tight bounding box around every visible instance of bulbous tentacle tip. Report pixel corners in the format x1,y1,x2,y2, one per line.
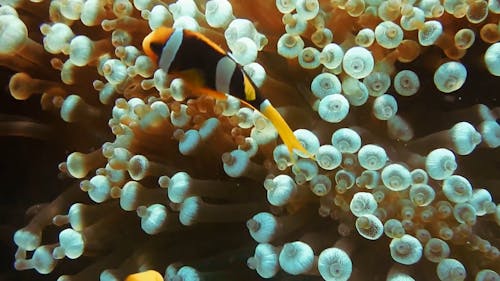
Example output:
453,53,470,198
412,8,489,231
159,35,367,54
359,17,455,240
290,145,316,162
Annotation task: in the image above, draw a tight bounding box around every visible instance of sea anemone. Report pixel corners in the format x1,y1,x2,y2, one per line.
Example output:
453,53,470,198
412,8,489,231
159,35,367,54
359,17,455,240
1,0,499,281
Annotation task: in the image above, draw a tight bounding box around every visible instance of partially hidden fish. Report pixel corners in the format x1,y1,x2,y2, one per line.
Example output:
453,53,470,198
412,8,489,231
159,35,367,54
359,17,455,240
142,27,311,157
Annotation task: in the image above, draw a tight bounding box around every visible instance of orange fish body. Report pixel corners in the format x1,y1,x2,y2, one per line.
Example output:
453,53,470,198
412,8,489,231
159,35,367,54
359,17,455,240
125,270,164,281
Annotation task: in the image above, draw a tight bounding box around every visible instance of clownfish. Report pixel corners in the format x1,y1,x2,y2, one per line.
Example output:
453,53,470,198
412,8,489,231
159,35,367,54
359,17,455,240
125,270,164,281
142,27,310,157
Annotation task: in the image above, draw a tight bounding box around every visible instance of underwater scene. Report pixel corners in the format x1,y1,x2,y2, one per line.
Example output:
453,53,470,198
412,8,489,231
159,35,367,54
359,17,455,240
0,0,499,280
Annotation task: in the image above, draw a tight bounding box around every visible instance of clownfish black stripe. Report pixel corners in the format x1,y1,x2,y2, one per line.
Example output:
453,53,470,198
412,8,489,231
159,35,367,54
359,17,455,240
142,27,311,157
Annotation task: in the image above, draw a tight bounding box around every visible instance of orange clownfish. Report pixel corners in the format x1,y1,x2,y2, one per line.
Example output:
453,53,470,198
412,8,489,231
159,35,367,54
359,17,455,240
142,27,310,157
125,270,163,281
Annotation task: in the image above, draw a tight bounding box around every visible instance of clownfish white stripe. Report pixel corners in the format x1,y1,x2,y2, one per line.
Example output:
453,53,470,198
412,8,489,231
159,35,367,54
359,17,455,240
215,56,236,94
226,52,238,63
159,28,183,73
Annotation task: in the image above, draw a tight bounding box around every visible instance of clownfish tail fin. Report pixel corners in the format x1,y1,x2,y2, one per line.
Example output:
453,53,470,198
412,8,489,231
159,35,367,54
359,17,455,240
125,270,164,281
259,100,314,159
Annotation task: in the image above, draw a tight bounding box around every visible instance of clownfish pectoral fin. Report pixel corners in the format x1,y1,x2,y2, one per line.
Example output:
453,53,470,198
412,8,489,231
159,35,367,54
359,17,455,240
259,100,314,159
183,83,228,101
176,68,206,88
174,69,229,101
125,270,164,281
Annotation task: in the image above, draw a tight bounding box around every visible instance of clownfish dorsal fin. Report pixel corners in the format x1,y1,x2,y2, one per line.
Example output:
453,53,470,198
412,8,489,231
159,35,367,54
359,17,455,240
183,28,227,56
